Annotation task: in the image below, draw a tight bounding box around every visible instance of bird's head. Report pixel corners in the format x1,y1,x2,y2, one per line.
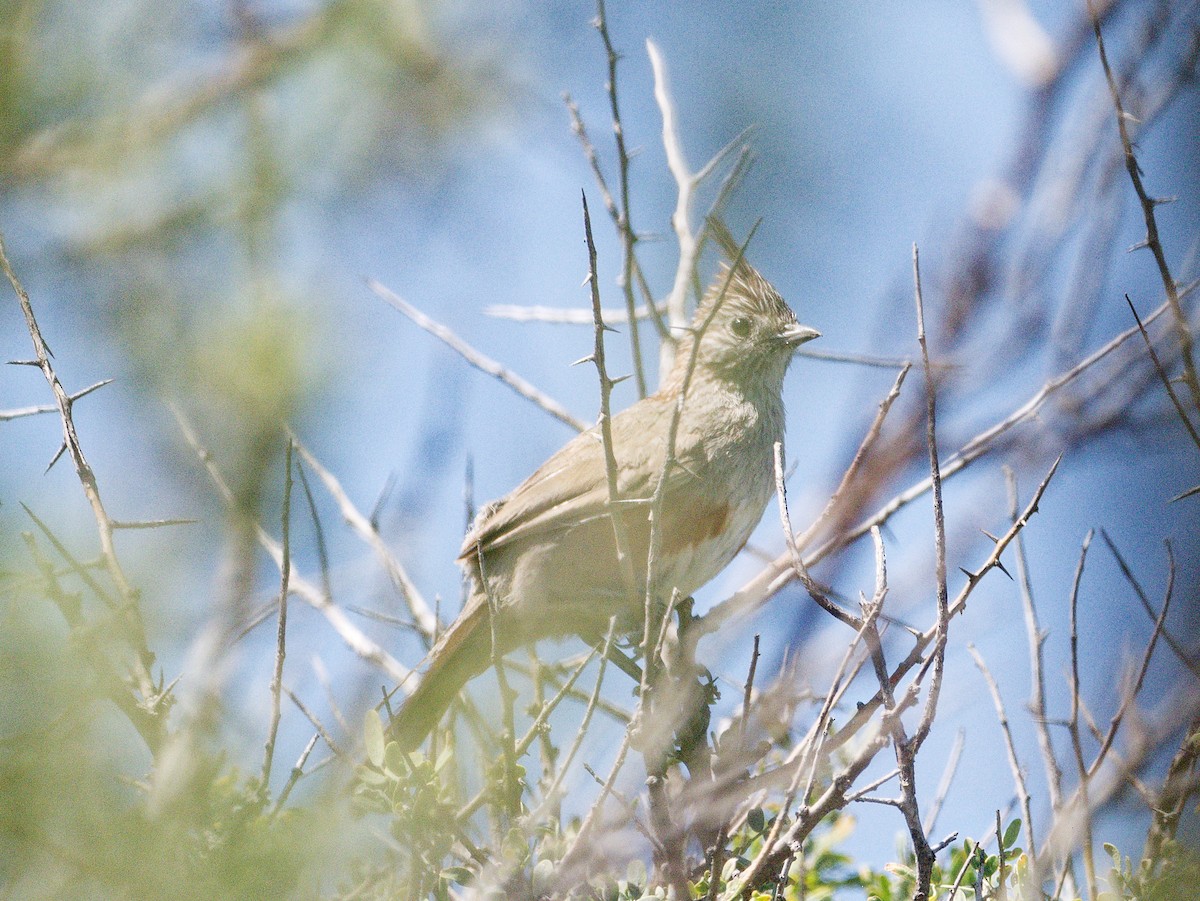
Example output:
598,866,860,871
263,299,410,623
670,260,819,390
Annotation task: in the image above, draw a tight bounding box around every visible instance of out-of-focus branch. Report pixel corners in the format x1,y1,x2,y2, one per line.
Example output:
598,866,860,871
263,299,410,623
1100,529,1200,680
291,433,437,642
647,38,697,345
1141,715,1200,867
12,4,335,178
1090,2,1200,413
369,278,588,432
172,404,414,687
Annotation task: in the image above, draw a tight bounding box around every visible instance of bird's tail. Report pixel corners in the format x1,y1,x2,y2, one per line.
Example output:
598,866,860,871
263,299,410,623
389,601,493,752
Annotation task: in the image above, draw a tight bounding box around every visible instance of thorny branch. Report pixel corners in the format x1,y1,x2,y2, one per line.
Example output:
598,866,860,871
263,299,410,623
1089,1,1200,413
2,229,167,749
172,404,413,686
594,0,647,398
702,293,1176,636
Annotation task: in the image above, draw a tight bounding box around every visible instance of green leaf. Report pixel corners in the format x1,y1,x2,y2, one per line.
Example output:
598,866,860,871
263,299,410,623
383,741,406,777
626,858,647,887
442,866,474,886
532,859,555,895
1002,818,1021,848
434,744,454,773
356,766,388,786
747,807,766,833
885,863,915,879
363,709,385,767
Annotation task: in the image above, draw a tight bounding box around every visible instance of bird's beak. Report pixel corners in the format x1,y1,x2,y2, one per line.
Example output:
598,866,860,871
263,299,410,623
778,322,821,347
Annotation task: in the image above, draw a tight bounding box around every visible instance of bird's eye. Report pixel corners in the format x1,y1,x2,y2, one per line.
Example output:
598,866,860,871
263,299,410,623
730,316,752,339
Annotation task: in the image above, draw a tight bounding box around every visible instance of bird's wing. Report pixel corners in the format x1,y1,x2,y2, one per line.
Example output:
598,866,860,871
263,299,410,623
459,402,690,560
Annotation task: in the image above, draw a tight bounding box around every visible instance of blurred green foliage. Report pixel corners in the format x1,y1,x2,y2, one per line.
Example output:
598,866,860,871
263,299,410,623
1,2,503,896
1,0,505,528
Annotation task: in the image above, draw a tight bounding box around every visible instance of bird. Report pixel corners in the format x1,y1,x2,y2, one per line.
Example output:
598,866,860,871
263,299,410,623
390,250,819,751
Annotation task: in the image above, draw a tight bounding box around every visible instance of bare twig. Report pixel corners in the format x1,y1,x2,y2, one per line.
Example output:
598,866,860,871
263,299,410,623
1066,529,1097,901
555,730,633,882
261,440,293,789
294,451,335,602
485,300,665,325
1090,3,1200,412
594,0,647,398
18,528,166,751
741,634,761,741
705,294,1170,635
647,37,697,364
793,364,910,554
291,433,436,641
731,529,891,896
1099,529,1199,679
286,686,345,759
271,732,320,816
1125,293,1200,452
923,728,966,838
1007,468,1065,815
528,620,618,825
582,190,641,619
733,702,902,895
172,404,413,686
110,518,197,529
564,92,620,227
775,440,862,630
0,378,112,422
563,89,671,344
1,229,165,745
1,230,169,748
846,768,902,805
1085,542,1174,780
912,244,950,757
1039,692,1200,874
474,545,521,820
815,455,1062,763
969,644,1039,891
1142,714,1200,867
795,347,920,370
21,503,116,611
368,278,587,432
456,643,602,823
